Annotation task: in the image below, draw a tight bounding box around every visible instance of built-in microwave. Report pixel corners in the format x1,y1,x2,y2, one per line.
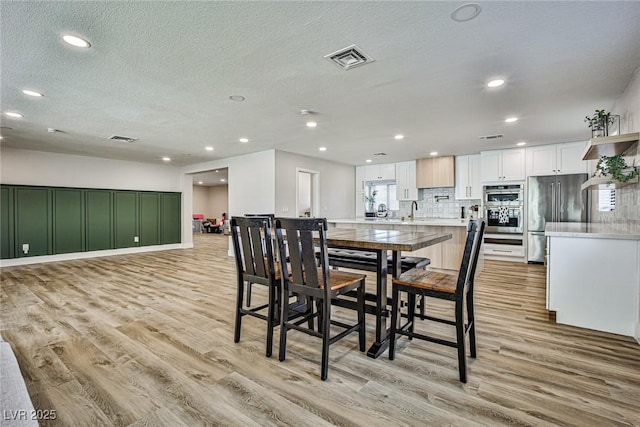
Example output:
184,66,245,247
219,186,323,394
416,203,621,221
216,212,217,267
483,184,523,205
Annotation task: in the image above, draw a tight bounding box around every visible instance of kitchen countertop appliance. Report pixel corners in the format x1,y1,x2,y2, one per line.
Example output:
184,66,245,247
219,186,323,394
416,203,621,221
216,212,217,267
376,203,388,218
527,174,589,263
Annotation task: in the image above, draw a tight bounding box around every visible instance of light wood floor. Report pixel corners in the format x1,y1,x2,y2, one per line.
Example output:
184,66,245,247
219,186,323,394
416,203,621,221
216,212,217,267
1,234,639,426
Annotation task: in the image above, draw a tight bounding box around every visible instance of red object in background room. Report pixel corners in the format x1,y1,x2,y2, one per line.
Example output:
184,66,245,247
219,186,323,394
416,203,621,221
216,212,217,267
193,214,204,220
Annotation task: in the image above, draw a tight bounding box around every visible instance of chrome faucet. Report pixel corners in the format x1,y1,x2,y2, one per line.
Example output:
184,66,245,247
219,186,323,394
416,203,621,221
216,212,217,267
409,200,418,219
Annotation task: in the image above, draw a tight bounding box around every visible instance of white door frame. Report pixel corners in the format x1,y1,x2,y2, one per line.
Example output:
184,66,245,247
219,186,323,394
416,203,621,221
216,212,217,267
295,167,320,218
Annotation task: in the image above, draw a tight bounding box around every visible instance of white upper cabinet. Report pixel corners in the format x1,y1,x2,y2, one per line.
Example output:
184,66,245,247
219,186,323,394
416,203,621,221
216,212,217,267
355,166,365,217
526,141,587,176
396,161,418,201
365,163,396,181
481,148,525,182
455,154,482,199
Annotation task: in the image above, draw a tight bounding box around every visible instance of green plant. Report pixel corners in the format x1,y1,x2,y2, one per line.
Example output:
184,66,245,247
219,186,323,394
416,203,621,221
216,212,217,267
365,190,377,204
594,155,639,183
584,109,615,130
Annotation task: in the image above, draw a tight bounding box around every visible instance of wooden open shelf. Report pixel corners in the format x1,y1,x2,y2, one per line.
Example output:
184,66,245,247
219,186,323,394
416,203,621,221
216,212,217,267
581,132,639,160
581,176,639,191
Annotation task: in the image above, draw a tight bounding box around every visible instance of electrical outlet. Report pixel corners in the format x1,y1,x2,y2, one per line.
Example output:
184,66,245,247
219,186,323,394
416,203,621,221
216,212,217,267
22,243,29,254
282,207,289,213
134,236,139,243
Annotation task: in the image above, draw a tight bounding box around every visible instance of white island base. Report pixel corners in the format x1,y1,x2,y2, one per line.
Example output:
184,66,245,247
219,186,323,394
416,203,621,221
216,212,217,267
546,222,640,341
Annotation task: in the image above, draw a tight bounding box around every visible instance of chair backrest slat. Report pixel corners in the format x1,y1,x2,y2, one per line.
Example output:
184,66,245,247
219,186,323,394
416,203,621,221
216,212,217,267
455,220,483,294
230,216,275,281
275,217,328,290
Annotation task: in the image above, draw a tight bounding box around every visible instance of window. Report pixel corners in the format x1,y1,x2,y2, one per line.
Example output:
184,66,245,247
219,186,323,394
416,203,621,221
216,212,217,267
371,183,399,211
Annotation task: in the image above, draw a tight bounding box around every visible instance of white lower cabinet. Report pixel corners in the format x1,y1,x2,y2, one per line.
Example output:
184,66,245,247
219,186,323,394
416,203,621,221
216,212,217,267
547,235,639,337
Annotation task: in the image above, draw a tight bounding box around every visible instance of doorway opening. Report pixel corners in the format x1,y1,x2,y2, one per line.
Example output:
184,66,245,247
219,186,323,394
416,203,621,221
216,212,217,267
296,168,319,218
190,168,229,241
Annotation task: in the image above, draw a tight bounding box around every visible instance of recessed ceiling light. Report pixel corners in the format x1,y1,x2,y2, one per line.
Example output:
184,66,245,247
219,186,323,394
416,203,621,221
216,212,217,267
221,179,226,182
229,95,245,102
22,89,44,97
394,134,404,140
505,117,518,123
487,79,504,88
306,121,318,128
430,152,438,156
205,146,214,151
451,3,482,22
62,34,91,48
239,137,249,143
5,112,23,118
198,181,203,185
162,157,171,162
516,142,527,146
365,159,372,163
319,147,327,151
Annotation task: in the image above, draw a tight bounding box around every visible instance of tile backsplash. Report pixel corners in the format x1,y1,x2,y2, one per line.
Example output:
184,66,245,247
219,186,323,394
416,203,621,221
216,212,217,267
398,187,480,219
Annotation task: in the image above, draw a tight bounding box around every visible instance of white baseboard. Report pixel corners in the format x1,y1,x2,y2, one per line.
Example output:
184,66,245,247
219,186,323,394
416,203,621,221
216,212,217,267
635,322,640,345
0,243,186,267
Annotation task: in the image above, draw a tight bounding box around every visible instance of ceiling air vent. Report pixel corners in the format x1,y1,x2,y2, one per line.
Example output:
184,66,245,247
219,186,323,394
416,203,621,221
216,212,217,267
477,134,504,140
324,44,374,70
108,135,138,143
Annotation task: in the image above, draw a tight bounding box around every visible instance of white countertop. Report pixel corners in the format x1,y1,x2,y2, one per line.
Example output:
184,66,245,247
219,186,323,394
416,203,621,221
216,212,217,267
544,222,640,240
328,218,470,227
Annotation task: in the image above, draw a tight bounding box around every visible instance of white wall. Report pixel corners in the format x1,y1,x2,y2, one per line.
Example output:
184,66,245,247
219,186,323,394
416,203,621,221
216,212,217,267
192,185,210,217
0,147,181,191
275,150,355,219
297,172,312,216
208,185,228,219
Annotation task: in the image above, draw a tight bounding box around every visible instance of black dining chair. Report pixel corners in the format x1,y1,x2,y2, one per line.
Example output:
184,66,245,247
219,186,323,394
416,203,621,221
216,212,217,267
388,219,485,383
230,216,281,357
274,217,367,381
243,214,276,307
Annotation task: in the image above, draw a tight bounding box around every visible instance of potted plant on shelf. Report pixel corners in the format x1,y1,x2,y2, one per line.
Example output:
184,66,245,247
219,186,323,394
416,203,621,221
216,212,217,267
594,154,638,184
584,109,617,138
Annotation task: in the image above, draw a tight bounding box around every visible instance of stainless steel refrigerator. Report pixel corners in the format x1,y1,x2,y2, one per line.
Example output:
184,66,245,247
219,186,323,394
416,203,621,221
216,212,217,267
527,174,589,263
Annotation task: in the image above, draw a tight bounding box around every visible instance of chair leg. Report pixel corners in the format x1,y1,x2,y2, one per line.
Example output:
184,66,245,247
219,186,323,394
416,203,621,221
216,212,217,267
320,297,331,381
407,292,416,339
467,290,477,359
265,282,276,358
234,280,245,343
419,294,426,319
357,281,366,352
279,285,290,362
246,283,252,307
455,299,467,383
388,285,400,360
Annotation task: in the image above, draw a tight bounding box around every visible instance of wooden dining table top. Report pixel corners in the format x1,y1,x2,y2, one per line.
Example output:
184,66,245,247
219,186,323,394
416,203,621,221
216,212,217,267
326,228,452,252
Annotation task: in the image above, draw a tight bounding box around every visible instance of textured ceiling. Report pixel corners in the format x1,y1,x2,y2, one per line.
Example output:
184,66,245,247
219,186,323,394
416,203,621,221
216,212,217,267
1,1,640,167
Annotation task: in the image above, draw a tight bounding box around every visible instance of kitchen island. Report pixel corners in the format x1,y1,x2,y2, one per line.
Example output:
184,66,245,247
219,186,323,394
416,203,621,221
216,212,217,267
328,218,472,271
545,222,640,340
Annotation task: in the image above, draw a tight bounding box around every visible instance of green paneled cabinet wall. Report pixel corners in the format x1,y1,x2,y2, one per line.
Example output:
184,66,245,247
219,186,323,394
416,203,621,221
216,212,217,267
0,185,181,260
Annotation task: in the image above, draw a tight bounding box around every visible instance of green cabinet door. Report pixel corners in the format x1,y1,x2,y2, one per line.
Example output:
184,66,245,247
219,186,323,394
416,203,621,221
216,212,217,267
53,189,85,254
139,192,160,246
15,187,51,257
1,186,14,259
86,190,113,251
114,191,138,248
160,192,181,244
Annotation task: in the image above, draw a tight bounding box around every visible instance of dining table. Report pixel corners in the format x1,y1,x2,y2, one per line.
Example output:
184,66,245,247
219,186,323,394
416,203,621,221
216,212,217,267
325,227,453,358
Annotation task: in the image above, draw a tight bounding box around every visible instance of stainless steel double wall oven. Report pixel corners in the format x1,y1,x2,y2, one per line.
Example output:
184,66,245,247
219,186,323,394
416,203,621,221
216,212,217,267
483,184,524,234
